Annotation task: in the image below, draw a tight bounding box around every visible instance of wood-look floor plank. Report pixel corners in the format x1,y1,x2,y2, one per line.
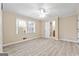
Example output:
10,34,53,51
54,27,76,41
3,38,79,56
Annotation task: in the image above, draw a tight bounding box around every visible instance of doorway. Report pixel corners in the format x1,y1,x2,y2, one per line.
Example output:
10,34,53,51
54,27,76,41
44,20,56,39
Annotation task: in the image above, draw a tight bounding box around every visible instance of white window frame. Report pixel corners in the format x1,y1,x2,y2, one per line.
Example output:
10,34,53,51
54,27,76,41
16,18,27,34
27,21,36,33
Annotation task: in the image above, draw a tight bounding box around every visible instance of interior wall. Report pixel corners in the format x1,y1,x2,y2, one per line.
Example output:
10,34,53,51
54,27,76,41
40,16,76,42
3,10,77,45
0,3,3,52
3,11,42,45
3,11,16,45
40,21,45,37
16,18,42,42
40,17,59,39
59,15,77,42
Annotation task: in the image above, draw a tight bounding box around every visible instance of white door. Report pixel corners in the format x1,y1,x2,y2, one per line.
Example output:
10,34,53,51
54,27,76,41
44,21,50,38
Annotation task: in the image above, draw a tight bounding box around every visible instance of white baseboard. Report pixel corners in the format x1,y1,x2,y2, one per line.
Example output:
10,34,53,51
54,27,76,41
3,39,28,47
3,37,41,47
59,39,79,43
4,37,78,47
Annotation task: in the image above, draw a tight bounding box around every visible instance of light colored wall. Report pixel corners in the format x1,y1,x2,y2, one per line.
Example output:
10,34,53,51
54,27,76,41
40,17,59,39
16,19,42,42
3,11,16,45
0,4,3,52
59,15,77,42
3,11,77,45
40,21,45,37
3,11,42,45
40,16,76,42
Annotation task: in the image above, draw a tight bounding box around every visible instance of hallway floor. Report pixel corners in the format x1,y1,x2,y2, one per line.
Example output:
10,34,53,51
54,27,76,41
3,38,79,56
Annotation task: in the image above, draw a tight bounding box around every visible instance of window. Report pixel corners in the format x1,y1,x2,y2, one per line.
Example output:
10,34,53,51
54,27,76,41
27,21,35,33
16,19,19,34
16,18,36,34
18,20,26,28
52,20,55,30
16,18,27,34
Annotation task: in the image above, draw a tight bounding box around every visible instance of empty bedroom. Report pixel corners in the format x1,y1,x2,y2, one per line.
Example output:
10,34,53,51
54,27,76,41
0,3,79,56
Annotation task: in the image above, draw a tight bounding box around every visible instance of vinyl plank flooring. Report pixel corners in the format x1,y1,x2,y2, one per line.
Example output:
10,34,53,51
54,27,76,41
3,38,79,56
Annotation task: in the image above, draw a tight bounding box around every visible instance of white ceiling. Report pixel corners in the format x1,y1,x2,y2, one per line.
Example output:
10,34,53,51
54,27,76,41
3,3,79,20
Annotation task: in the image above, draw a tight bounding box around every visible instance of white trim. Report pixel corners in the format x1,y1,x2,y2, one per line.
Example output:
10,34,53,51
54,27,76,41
3,39,28,47
4,38,79,47
3,37,40,47
59,39,79,43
